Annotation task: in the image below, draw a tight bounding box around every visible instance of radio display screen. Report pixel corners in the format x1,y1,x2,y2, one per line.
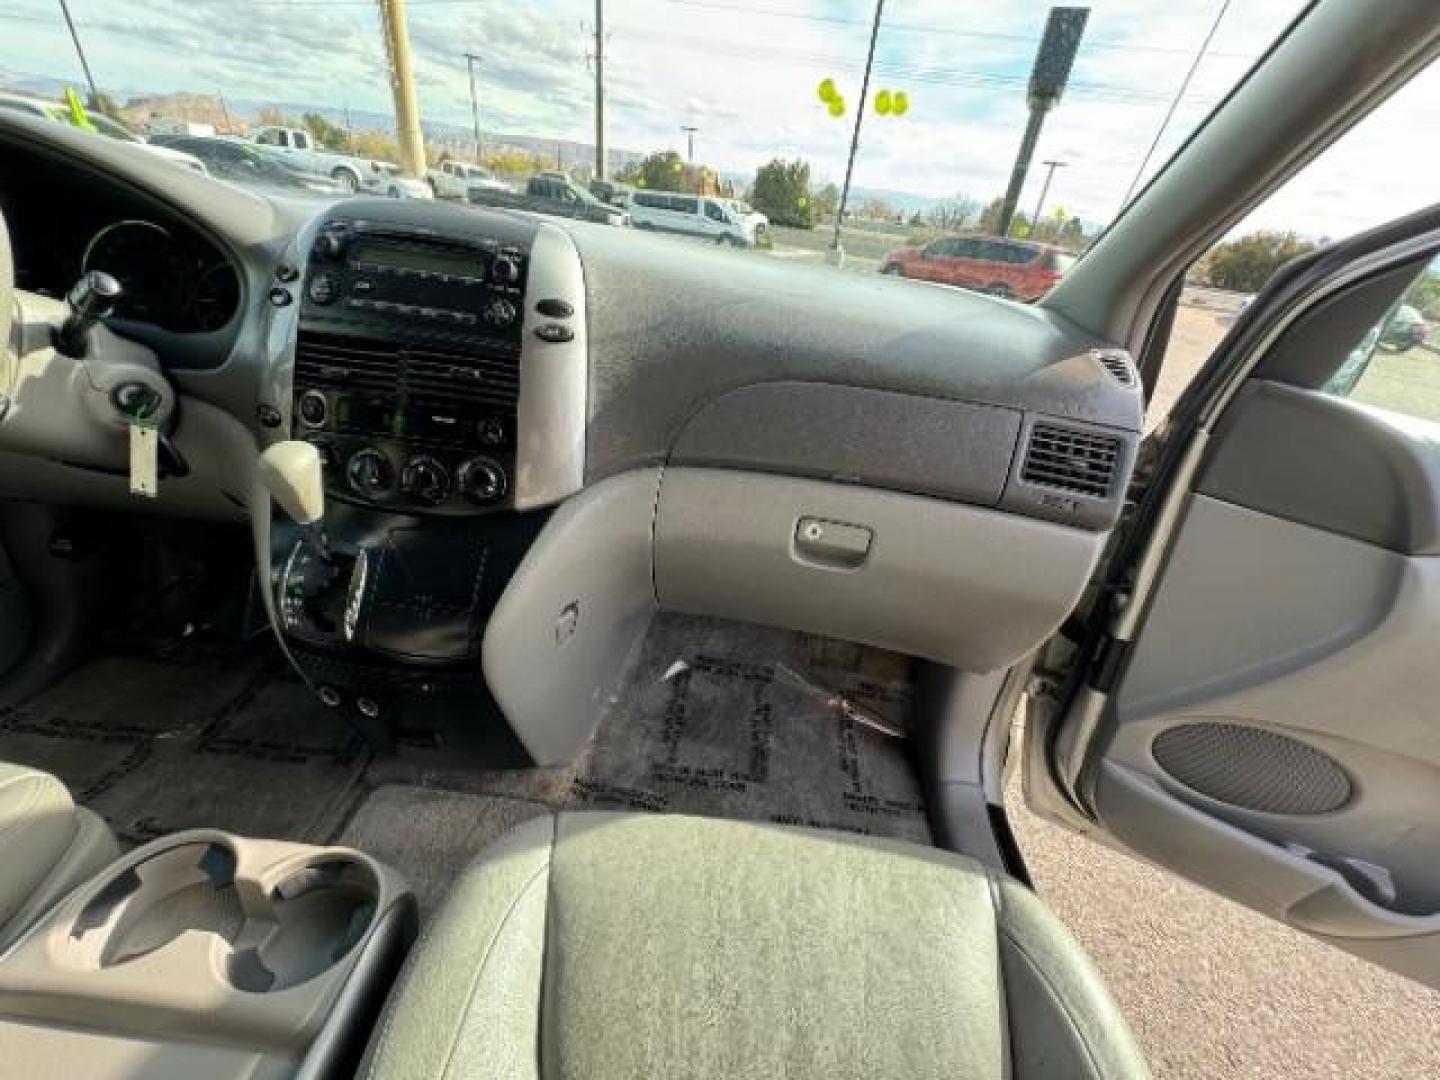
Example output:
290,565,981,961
354,243,483,280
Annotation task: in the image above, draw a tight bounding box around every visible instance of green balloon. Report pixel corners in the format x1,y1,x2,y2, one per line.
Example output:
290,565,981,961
892,91,909,117
828,97,845,118
875,89,892,115
817,77,838,104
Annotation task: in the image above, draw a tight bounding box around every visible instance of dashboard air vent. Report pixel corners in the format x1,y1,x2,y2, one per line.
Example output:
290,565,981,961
1095,351,1136,387
294,331,520,409
1021,424,1122,499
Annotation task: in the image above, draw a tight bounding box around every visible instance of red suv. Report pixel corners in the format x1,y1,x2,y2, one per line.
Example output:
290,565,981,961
879,236,1077,302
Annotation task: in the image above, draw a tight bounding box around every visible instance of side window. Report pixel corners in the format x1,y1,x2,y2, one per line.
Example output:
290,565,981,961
1149,63,1437,428
293,132,310,150
1324,258,1440,421
949,239,976,258
256,129,279,146
705,200,727,222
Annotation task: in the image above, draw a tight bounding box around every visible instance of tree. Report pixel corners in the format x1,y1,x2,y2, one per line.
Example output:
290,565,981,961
617,150,688,192
352,131,401,163
484,147,545,175
978,196,1006,235
1204,230,1320,292
751,158,815,228
303,112,350,152
257,106,296,129
927,195,979,233
812,182,841,221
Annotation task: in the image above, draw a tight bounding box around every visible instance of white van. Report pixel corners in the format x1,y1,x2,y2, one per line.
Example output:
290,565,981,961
628,191,757,247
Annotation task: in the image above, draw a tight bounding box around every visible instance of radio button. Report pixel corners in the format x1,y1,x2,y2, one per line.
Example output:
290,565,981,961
491,257,520,286
476,417,506,447
535,323,575,343
308,272,340,305
483,297,517,328
297,390,328,428
352,278,375,293
536,298,573,318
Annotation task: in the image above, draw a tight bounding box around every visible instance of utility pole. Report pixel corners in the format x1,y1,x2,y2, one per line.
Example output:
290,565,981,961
378,0,426,177
344,102,355,152
996,7,1089,237
829,0,885,265
464,52,483,162
681,125,698,163
57,0,100,104
217,91,234,134
593,0,606,180
1025,159,1067,239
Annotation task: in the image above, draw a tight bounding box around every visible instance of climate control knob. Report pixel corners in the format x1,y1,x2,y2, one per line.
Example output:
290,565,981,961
346,448,395,497
457,457,508,506
400,455,451,505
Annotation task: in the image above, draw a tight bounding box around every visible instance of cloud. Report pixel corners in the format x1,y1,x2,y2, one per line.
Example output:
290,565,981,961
0,0,1430,237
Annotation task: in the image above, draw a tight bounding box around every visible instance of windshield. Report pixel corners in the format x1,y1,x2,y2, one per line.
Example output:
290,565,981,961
5,1,1417,286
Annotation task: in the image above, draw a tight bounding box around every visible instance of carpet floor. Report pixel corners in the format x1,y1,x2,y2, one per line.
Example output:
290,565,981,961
0,614,926,912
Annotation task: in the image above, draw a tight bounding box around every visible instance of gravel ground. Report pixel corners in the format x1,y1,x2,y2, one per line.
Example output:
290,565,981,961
1008,798,1440,1078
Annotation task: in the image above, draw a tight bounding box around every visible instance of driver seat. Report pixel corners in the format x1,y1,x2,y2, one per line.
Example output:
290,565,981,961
362,812,1149,1079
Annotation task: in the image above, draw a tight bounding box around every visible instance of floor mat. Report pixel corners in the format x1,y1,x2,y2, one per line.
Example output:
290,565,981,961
570,615,929,844
0,613,927,909
336,785,551,912
0,648,369,847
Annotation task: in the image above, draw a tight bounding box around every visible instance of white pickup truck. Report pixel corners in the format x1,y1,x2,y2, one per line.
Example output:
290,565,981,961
427,160,514,200
252,126,376,192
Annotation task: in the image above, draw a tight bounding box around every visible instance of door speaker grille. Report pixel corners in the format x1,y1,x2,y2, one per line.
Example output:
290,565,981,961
1151,722,1351,815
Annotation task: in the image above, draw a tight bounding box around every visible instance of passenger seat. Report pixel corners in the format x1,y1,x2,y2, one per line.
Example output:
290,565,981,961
362,812,1150,1079
0,761,118,951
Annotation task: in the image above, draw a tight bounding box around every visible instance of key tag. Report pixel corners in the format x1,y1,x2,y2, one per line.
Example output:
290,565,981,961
128,406,159,498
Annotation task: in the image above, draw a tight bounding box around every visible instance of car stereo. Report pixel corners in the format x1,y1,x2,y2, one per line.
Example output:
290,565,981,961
292,220,530,515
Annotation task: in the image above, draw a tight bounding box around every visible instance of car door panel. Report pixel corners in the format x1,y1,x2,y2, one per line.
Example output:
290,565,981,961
1071,367,1440,986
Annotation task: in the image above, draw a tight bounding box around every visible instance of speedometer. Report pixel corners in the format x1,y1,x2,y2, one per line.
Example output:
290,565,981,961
81,220,193,329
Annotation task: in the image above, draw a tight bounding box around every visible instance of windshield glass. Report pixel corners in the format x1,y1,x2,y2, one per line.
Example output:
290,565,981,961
4,0,1407,291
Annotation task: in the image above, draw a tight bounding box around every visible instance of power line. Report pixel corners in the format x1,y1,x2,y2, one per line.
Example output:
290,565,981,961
1119,0,1232,208
660,0,1247,59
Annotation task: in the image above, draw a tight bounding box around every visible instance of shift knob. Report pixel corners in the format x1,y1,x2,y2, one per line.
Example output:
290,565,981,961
259,441,326,527
55,271,122,357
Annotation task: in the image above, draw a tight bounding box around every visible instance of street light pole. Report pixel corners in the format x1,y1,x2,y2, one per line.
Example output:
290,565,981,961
681,125,698,163
1027,159,1067,238
464,52,483,162
57,0,100,104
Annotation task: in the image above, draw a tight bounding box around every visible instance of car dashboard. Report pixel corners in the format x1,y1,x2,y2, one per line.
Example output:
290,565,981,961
0,114,1143,766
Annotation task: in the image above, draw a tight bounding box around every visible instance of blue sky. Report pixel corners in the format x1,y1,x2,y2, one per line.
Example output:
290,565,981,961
1,0,1435,235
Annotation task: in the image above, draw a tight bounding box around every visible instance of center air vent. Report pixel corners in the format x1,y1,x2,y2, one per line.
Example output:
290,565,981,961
1021,423,1121,499
1095,350,1136,387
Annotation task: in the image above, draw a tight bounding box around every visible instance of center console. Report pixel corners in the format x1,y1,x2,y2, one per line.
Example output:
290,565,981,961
265,204,589,737
0,830,415,1079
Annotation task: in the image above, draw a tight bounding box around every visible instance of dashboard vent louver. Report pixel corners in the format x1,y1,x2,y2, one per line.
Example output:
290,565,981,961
1095,351,1136,387
294,331,520,409
1021,424,1122,499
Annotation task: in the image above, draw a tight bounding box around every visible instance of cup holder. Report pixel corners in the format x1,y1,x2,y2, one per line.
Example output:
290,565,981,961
70,840,380,994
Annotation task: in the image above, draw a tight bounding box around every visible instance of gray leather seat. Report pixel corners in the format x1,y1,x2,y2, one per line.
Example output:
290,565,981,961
363,812,1149,1080
0,761,118,951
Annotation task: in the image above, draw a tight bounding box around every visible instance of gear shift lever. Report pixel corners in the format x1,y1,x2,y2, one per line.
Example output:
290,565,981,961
258,440,332,560
55,270,123,358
